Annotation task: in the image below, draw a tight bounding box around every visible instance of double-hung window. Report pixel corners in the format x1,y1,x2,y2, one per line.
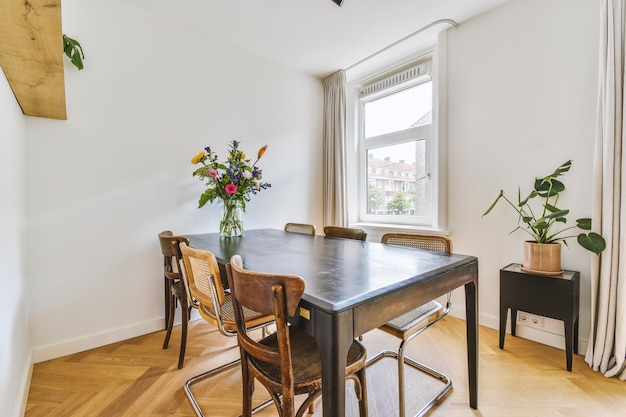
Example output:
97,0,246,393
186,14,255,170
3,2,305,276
356,57,436,227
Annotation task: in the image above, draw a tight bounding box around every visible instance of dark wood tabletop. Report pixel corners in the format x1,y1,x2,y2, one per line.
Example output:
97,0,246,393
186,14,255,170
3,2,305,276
187,228,479,416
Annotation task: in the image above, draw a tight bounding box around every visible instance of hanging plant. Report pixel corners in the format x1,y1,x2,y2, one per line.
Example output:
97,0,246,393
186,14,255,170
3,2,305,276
63,34,85,70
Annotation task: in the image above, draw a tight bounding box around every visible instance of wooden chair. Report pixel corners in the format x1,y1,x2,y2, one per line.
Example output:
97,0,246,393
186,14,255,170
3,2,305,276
284,222,316,236
371,233,453,417
226,255,368,417
157,230,191,369
323,225,367,241
323,226,367,343
179,243,275,417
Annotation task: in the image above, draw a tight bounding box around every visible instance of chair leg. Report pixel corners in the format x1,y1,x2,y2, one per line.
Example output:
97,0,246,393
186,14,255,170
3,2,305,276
366,346,451,417
356,366,368,417
398,342,407,417
296,390,322,417
178,297,188,369
163,291,176,349
185,358,275,417
242,363,255,417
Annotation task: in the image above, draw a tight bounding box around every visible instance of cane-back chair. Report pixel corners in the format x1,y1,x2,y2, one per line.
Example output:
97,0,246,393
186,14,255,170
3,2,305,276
179,243,275,417
226,254,369,417
323,226,367,342
158,230,191,369
323,226,367,241
284,222,316,236
372,233,453,417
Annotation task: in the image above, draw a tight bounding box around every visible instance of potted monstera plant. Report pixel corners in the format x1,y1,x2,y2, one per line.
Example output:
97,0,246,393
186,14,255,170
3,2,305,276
483,160,606,275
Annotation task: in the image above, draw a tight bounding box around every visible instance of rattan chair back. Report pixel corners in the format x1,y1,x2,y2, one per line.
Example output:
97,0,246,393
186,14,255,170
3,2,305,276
284,222,316,236
323,226,367,241
381,233,452,253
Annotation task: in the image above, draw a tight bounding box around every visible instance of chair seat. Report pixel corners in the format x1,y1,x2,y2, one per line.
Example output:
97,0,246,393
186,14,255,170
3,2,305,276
251,326,367,394
379,300,444,341
198,292,272,332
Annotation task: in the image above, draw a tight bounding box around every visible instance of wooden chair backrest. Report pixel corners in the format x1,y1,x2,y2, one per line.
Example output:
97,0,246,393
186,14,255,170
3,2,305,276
179,242,226,309
323,226,367,241
284,222,316,236
226,255,305,392
381,233,452,253
158,230,189,280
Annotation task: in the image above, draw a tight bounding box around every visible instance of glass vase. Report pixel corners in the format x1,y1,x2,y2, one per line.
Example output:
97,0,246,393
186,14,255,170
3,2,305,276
220,199,243,238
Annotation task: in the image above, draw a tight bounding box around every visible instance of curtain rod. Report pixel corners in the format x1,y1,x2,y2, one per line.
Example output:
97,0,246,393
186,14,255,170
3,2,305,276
344,18,458,71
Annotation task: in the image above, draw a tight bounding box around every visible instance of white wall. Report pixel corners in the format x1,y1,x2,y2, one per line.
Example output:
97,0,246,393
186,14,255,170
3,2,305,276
0,72,29,415
446,0,600,351
2,1,604,412
25,0,324,362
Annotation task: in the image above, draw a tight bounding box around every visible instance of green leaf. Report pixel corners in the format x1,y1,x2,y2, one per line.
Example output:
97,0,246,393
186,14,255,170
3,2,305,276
533,220,550,230
198,192,211,208
578,232,606,255
576,218,592,230
535,178,565,197
62,34,85,70
544,203,560,213
541,160,572,181
535,210,569,222
482,190,504,216
552,160,573,177
519,190,537,207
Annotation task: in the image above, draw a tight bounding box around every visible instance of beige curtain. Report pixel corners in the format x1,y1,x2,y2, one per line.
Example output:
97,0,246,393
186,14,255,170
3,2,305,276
586,0,626,380
322,70,348,227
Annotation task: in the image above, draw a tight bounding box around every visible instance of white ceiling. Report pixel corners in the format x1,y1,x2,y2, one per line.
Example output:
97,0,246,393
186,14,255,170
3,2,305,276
128,0,512,78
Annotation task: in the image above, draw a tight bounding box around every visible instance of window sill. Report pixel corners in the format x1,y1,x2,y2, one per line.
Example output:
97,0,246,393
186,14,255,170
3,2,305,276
349,222,449,242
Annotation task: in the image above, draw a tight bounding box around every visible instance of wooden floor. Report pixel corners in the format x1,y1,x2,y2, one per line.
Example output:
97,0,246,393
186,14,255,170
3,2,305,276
25,316,626,417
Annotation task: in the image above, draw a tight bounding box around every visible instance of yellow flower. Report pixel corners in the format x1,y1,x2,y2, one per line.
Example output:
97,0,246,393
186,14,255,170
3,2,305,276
191,151,205,164
229,150,246,160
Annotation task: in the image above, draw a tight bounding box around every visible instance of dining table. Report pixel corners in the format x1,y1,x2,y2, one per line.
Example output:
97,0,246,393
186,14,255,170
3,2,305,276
187,228,479,417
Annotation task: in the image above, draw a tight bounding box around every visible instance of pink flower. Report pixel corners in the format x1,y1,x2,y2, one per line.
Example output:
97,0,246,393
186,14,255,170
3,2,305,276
208,168,218,179
225,184,237,195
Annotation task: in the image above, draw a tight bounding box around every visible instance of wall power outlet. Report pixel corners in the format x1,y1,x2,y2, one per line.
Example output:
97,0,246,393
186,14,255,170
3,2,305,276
517,311,544,328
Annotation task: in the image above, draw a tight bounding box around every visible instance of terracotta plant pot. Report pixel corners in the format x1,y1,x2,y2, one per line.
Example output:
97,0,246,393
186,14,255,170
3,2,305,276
521,241,562,275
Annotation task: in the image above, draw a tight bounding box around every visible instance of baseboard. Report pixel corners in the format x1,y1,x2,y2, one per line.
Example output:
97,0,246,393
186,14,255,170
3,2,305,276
30,307,204,364
13,352,33,417
30,318,160,363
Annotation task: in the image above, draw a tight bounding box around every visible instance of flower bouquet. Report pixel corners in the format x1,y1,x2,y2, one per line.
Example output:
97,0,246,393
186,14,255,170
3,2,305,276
191,140,271,237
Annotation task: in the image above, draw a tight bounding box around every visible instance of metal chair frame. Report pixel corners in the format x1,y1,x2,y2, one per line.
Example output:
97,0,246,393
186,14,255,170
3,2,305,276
179,243,274,417
368,233,454,417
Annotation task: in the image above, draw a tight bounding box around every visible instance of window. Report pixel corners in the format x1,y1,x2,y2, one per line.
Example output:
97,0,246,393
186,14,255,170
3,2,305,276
356,58,435,226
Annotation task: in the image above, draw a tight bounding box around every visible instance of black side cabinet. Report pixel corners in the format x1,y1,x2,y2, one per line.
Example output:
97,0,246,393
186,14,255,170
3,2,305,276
499,263,580,371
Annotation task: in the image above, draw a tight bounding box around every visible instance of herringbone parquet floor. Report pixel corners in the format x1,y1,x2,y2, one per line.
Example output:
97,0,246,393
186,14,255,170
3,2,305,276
25,316,626,417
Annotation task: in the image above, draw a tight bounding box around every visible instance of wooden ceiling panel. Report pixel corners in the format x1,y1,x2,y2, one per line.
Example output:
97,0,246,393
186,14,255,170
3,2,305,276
0,0,66,120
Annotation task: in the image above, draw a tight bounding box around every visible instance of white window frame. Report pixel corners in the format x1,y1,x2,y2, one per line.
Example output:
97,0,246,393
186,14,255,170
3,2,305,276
355,55,435,227
345,36,450,235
